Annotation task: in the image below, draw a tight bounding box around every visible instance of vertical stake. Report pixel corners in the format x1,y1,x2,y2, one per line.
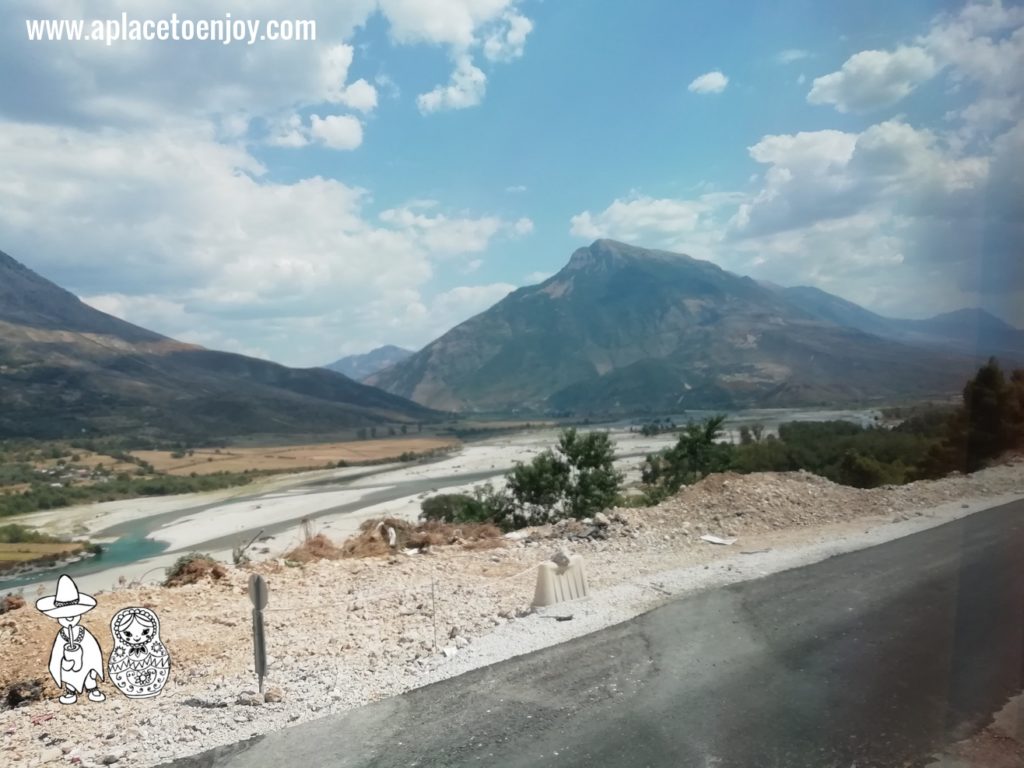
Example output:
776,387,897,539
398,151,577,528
431,574,438,651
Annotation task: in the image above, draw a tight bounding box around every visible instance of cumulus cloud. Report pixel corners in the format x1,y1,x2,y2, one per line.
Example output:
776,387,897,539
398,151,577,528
571,104,1018,321
687,71,729,94
309,114,364,150
569,194,735,261
417,55,488,113
807,47,938,112
0,122,530,365
809,2,1024,118
0,0,530,139
483,11,534,61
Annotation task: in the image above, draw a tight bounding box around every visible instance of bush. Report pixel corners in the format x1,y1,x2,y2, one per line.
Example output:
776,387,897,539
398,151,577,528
642,415,732,495
420,493,491,524
163,552,225,587
504,428,622,528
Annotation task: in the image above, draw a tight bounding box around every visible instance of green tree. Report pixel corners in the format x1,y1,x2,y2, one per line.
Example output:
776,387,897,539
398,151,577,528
641,415,732,495
557,428,621,518
504,428,622,527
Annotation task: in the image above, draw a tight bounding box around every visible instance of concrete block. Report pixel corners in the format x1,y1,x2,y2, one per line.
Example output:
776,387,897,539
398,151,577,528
532,555,588,607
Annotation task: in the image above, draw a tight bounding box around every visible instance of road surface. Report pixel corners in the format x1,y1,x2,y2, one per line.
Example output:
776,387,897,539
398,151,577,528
163,499,1024,768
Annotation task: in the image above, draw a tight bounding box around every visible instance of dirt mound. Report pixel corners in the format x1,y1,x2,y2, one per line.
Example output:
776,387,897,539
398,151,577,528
163,554,228,587
0,594,25,614
284,533,345,562
339,517,503,559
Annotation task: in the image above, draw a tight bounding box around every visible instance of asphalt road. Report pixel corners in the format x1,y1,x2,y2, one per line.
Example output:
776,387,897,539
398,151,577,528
164,499,1024,768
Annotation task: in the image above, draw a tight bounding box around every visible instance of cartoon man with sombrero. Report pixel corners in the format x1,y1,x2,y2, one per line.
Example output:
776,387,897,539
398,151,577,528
36,574,106,704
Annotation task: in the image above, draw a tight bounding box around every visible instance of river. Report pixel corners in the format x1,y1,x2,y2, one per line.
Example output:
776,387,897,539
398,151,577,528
1,408,881,595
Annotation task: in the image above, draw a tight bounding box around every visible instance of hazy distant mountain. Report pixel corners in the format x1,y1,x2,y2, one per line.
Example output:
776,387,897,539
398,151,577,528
781,286,1024,362
0,250,437,440
324,345,414,381
368,239,977,414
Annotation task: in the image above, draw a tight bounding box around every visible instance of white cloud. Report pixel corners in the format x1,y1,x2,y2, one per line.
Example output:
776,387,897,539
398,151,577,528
483,11,534,61
337,79,379,113
0,1,530,141
808,2,1024,118
776,49,811,64
512,217,534,235
417,55,488,113
569,193,733,260
309,114,364,150
0,121,529,365
688,71,729,94
505,184,528,193
378,0,518,48
808,47,938,112
266,113,310,148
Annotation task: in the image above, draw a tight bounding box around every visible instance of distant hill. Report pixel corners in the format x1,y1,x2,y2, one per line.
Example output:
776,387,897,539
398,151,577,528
324,345,414,381
0,250,438,440
780,286,1024,362
368,239,979,414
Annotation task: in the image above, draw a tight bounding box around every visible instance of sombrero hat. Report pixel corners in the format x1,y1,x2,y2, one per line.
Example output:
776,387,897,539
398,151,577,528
36,574,97,618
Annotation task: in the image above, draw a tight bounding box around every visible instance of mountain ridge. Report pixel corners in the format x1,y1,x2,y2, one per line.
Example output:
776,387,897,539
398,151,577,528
324,345,414,381
0,250,437,440
369,239,982,413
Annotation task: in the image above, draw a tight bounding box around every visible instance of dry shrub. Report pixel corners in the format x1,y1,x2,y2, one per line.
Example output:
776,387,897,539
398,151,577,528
0,595,25,614
340,518,503,559
164,553,227,587
284,533,344,563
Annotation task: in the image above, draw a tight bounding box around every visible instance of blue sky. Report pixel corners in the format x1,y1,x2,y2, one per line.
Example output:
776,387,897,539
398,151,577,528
1,0,1021,366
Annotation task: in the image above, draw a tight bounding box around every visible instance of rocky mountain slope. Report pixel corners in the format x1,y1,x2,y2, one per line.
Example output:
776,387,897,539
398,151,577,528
368,240,978,413
781,286,1024,362
324,345,414,381
0,250,437,440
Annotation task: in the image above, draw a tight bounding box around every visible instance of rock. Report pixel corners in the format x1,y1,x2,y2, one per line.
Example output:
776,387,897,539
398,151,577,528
38,747,63,763
593,512,610,527
235,691,263,706
0,594,25,614
441,646,458,658
182,697,227,709
100,756,120,766
454,635,469,649
263,687,285,703
551,549,571,567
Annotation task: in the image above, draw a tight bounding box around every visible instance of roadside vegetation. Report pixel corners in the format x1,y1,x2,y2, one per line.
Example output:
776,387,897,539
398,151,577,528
422,359,1024,530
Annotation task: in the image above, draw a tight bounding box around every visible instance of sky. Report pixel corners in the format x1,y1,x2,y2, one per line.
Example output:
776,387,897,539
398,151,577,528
0,0,1021,367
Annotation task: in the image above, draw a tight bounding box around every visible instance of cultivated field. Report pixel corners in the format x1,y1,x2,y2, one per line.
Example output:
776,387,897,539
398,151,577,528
0,541,84,566
132,437,460,476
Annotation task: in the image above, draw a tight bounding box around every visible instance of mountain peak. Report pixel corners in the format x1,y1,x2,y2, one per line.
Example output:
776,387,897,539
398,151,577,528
565,239,701,274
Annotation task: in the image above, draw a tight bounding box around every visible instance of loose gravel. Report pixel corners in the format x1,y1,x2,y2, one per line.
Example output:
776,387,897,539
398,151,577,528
1,460,1022,767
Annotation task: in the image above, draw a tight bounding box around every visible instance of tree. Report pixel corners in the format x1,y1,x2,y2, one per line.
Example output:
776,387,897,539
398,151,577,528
557,428,621,518
642,415,732,495
504,428,622,527
919,358,1024,476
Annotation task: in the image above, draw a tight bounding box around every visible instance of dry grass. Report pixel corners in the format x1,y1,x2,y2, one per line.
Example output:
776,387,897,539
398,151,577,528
284,533,345,563
132,437,458,476
338,517,503,559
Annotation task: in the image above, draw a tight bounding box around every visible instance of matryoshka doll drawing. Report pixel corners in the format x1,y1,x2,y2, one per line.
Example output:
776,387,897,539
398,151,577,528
108,606,170,698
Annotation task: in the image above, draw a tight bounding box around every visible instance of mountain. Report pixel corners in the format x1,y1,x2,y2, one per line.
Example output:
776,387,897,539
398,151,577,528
0,250,437,440
368,239,978,414
781,286,1024,362
324,345,414,381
